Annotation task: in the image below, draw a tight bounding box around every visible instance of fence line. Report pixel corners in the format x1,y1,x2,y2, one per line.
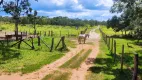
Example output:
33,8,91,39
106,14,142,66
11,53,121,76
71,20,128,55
99,28,139,80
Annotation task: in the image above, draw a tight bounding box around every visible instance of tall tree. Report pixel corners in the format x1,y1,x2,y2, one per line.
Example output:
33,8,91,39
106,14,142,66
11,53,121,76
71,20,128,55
0,0,37,40
110,0,142,40
28,10,37,36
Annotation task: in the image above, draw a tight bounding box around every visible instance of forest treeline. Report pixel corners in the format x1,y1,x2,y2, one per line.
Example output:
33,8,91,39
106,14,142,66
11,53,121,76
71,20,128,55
0,16,106,27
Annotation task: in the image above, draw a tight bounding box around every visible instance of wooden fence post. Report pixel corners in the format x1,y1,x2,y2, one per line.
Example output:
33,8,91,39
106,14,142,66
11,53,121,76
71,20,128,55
26,31,27,38
51,30,53,36
106,35,107,44
38,36,40,46
104,34,106,43
44,31,46,36
121,44,124,71
48,31,50,36
55,37,62,49
61,36,66,51
18,32,23,49
21,32,23,39
31,37,35,49
108,36,110,50
111,38,114,54
50,38,54,52
114,40,116,63
132,53,138,80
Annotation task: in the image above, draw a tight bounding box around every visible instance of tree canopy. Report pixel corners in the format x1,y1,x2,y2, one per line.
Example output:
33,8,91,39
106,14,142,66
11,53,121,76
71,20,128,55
0,0,37,40
107,0,142,41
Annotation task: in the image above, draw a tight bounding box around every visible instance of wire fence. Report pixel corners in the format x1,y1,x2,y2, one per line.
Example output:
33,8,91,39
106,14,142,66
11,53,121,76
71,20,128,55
99,28,139,80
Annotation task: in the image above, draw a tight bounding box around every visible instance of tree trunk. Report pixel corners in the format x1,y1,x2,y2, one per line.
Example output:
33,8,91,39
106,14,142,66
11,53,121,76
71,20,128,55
15,19,19,40
34,28,36,37
34,17,36,37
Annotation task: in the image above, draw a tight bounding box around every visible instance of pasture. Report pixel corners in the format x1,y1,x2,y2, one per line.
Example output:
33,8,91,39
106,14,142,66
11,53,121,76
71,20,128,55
0,23,93,74
0,23,141,80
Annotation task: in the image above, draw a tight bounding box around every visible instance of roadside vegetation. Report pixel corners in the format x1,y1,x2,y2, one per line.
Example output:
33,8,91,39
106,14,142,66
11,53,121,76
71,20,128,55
42,49,92,80
86,26,142,80
42,70,71,80
60,49,92,69
0,36,77,74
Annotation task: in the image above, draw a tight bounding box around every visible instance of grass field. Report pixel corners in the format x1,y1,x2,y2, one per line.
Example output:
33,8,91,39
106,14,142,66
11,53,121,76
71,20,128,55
42,70,71,80
86,26,142,80
86,35,132,80
101,27,142,67
0,23,94,74
0,23,95,74
0,23,92,37
60,49,92,69
0,36,77,74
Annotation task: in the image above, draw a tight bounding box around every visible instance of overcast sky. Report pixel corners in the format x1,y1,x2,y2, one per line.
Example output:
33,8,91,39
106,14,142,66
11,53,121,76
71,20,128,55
0,0,120,21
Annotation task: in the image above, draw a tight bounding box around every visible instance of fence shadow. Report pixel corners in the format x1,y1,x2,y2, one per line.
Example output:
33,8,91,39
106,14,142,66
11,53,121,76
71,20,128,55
89,57,132,80
0,44,21,62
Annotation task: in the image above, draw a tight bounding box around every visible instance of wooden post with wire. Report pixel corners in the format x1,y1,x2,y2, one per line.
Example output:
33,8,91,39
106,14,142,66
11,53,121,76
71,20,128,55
132,53,138,80
111,38,114,54
44,31,46,36
48,30,50,36
38,36,40,46
61,36,66,51
51,30,53,36
31,37,35,49
114,40,116,63
18,32,23,49
121,44,124,71
55,36,66,51
26,31,27,38
50,38,54,52
106,35,107,44
108,36,110,50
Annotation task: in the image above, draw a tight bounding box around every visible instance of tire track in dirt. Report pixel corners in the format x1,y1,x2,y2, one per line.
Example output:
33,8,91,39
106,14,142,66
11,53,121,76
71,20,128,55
70,28,100,80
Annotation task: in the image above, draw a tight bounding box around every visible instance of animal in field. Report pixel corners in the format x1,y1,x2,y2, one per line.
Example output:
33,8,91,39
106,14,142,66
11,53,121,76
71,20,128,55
78,33,89,44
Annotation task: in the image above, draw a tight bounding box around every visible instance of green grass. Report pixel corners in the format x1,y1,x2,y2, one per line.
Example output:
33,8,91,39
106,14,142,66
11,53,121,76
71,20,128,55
86,26,142,80
86,34,132,80
100,26,129,36
0,23,94,38
101,26,142,76
42,49,92,80
60,49,92,69
0,23,95,73
0,36,76,74
42,70,71,80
